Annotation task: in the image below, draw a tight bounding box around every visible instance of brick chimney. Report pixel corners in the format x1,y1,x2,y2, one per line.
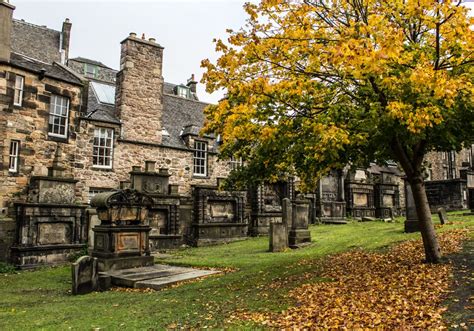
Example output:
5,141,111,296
61,18,72,63
115,32,164,144
0,0,15,63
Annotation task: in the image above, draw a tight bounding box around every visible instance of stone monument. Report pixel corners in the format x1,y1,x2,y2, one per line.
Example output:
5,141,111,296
90,189,154,271
269,198,291,252
404,179,420,232
71,256,98,295
288,197,311,248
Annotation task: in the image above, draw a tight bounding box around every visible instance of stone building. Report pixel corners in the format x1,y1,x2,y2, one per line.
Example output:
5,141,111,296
0,1,242,266
423,148,474,211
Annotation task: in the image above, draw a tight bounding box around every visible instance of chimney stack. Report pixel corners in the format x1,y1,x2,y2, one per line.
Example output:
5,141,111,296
115,33,164,143
61,18,72,63
0,0,15,63
186,74,197,94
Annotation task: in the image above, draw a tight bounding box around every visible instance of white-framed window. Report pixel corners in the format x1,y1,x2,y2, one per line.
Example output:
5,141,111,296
229,156,243,171
92,127,114,168
193,141,208,176
177,86,189,98
8,140,20,173
48,95,69,138
13,75,24,106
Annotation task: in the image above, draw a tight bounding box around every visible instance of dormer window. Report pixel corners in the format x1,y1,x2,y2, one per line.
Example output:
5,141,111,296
84,63,98,78
176,86,190,98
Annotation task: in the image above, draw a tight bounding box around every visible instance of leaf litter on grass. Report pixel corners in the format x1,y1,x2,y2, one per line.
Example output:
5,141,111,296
229,229,470,329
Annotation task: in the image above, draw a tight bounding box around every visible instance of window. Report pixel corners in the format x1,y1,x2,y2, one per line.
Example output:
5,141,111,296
48,95,69,138
13,75,24,106
176,86,189,98
8,140,19,173
229,156,243,171
193,141,207,176
84,63,98,78
92,128,114,168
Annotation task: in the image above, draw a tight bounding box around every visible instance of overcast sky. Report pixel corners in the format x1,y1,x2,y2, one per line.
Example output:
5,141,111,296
11,0,474,104
12,0,254,104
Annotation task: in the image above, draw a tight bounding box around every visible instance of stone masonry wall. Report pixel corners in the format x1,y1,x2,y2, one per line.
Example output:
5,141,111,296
425,148,472,181
73,120,234,202
0,64,83,213
115,35,163,144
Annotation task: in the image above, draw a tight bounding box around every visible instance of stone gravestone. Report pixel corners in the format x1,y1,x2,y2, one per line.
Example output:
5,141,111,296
437,207,448,225
269,198,291,252
72,256,98,295
282,198,292,230
269,223,288,252
288,198,311,248
404,180,420,232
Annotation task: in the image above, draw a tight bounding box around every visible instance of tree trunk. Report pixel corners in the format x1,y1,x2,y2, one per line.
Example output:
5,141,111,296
408,176,442,263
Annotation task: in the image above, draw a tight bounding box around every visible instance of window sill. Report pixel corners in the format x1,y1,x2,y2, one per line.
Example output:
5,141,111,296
47,134,68,143
91,166,114,172
193,175,210,179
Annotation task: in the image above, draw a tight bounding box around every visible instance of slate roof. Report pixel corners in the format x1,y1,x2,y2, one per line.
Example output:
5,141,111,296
8,52,83,86
69,57,113,69
368,163,403,176
11,19,62,64
82,78,212,149
161,94,211,148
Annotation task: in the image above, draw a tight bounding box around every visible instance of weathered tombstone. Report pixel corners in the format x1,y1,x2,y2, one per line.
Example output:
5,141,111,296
72,256,98,295
288,198,311,248
404,180,420,232
437,207,448,225
269,222,288,252
282,198,292,230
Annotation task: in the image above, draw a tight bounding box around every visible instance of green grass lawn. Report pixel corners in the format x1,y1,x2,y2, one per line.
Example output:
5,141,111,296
0,214,472,330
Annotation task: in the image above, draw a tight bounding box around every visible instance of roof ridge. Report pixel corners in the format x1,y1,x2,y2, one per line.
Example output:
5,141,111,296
12,18,60,33
163,92,210,106
69,56,114,70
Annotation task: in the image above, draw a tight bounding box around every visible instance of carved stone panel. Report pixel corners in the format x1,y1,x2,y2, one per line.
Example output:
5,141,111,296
37,222,72,245
149,210,168,235
117,233,140,251
383,194,394,207
353,193,368,207
208,201,235,223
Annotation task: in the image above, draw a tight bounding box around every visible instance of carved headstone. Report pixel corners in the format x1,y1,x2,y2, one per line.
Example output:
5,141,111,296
437,207,448,225
72,256,98,295
288,198,311,248
269,222,288,252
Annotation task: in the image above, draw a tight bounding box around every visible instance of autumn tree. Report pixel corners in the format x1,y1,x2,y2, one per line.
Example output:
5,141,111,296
201,0,474,263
